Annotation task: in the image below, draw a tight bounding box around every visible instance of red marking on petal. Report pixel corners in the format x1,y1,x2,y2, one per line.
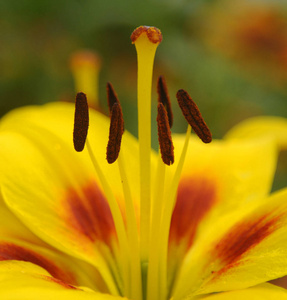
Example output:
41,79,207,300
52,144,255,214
65,180,116,246
169,177,217,248
42,275,80,290
212,212,282,277
0,243,77,285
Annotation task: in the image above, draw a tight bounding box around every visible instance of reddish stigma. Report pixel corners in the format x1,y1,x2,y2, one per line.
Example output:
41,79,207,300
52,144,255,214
131,26,163,44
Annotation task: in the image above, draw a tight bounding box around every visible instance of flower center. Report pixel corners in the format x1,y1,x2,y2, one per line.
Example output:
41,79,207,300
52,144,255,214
72,25,212,300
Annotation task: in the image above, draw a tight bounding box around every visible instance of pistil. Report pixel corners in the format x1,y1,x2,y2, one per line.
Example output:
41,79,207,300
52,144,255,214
131,26,162,264
70,50,101,109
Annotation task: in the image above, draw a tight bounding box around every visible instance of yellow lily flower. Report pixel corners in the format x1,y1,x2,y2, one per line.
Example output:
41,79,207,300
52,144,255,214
0,25,287,300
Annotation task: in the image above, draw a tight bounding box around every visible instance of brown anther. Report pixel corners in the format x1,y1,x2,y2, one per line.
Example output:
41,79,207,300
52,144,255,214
73,92,89,152
106,103,124,164
131,26,163,44
106,82,120,114
176,89,212,143
157,103,174,165
157,76,173,128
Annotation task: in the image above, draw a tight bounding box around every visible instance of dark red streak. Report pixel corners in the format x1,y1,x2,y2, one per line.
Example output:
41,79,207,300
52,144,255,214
65,181,116,246
0,243,77,285
169,177,217,249
42,275,79,290
213,213,281,276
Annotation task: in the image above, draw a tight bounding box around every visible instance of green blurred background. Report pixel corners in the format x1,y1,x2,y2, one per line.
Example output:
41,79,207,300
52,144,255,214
0,0,286,190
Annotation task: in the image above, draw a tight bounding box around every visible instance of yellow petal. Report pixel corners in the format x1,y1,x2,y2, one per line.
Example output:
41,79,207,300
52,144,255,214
0,260,126,300
168,134,277,249
0,130,112,249
224,116,287,150
0,191,44,244
0,102,144,294
173,188,287,299
0,186,106,291
0,236,107,292
0,129,120,291
197,283,287,299
167,134,278,296
0,102,141,217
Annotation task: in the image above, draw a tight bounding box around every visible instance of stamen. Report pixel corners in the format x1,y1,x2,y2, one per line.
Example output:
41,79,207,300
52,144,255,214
106,103,124,164
159,125,192,300
73,92,89,152
70,50,101,108
176,89,212,143
117,153,142,300
147,155,166,300
106,84,140,298
86,140,130,296
157,76,173,128
106,82,120,114
157,103,174,166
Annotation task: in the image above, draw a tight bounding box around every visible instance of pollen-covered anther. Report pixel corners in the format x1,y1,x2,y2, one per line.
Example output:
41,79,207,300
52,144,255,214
157,103,174,165
131,26,163,44
157,76,173,128
106,82,120,114
176,89,212,143
73,92,89,152
106,102,124,164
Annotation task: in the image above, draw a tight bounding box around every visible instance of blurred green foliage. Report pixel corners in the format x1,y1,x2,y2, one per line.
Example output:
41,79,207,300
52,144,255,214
1,0,286,190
